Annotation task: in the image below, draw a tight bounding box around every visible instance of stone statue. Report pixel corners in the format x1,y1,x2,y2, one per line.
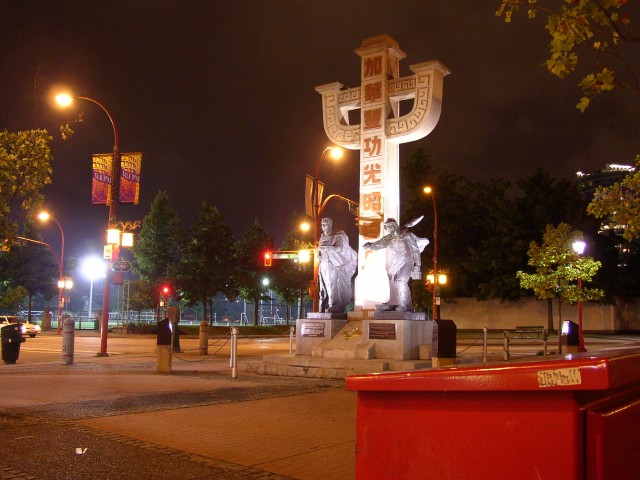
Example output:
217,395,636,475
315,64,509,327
363,217,429,311
318,217,358,313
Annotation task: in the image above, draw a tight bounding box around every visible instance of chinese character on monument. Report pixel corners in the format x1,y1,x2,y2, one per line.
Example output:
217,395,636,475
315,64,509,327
316,35,450,310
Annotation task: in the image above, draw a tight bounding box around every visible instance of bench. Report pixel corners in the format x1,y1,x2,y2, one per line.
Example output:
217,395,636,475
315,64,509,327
513,326,545,339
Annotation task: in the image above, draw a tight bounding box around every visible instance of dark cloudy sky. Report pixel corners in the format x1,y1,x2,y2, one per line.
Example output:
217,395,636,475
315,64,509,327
2,0,639,269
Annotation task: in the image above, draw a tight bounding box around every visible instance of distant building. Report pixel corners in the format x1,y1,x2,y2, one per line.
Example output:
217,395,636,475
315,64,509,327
576,163,637,267
576,163,636,199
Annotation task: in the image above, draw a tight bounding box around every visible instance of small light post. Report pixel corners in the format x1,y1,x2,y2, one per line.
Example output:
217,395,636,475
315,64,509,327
82,257,105,325
423,186,439,320
37,211,65,333
572,240,587,353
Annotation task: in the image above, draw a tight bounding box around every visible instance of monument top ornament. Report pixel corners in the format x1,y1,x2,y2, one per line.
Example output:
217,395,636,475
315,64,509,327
316,35,450,310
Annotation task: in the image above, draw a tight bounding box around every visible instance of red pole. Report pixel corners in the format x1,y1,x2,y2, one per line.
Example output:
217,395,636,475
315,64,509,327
77,97,120,357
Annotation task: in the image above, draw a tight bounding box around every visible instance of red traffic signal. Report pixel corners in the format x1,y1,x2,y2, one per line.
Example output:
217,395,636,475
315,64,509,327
264,251,272,267
161,285,171,296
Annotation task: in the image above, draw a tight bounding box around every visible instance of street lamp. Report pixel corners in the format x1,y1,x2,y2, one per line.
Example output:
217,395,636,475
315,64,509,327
423,186,439,320
571,240,587,352
311,146,344,312
37,211,65,333
82,257,105,324
56,92,120,356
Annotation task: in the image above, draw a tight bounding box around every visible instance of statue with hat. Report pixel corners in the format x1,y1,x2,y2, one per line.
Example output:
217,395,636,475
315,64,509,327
363,217,429,311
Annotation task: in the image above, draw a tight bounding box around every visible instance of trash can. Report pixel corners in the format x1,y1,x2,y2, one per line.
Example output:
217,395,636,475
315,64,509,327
1,323,25,364
346,348,640,480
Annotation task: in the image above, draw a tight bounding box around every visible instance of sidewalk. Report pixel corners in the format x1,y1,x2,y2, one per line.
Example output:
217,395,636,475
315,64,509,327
2,332,640,480
0,337,355,480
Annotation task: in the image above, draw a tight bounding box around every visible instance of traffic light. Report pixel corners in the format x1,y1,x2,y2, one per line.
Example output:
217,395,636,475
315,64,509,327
264,251,272,267
160,285,171,307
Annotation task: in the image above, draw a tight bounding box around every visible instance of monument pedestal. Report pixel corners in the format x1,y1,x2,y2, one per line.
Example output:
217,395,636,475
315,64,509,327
296,312,434,361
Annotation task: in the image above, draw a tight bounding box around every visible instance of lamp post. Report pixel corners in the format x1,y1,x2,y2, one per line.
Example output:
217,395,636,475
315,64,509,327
311,146,343,312
55,93,120,356
37,211,65,333
82,257,105,325
423,186,439,320
571,240,587,353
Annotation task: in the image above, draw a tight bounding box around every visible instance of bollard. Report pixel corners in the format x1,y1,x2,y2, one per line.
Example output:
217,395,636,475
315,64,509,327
503,331,510,361
62,315,75,365
157,318,172,373
289,325,295,354
199,320,209,355
482,327,488,363
230,327,238,379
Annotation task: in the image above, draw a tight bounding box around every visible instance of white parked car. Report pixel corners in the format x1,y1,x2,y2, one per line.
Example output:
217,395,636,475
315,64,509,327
0,315,41,337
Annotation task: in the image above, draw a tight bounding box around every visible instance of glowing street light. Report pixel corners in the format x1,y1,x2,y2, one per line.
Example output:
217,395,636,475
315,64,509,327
309,146,344,312
82,257,105,322
37,211,66,333
56,92,120,356
572,240,587,353
423,186,440,320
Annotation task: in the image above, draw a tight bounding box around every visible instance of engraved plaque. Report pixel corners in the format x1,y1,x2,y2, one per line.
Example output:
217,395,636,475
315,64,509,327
301,322,326,337
369,322,397,340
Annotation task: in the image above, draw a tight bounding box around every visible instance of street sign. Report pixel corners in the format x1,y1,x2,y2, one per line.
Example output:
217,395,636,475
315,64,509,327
112,260,132,272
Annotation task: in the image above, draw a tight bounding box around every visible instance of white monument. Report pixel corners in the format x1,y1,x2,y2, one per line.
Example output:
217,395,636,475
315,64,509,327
315,35,449,310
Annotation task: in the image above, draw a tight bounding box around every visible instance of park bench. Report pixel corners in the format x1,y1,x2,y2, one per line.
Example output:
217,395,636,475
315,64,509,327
513,325,545,339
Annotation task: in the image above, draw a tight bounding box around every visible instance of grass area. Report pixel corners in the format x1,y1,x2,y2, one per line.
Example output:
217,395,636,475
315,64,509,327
119,323,294,336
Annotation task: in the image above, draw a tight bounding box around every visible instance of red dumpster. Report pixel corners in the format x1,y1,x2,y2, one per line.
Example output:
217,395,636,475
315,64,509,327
346,349,640,480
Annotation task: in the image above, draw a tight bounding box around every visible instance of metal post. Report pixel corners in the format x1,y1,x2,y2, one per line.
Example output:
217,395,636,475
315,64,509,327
199,320,209,355
482,327,488,363
289,325,295,354
230,327,238,379
61,315,74,365
503,331,510,361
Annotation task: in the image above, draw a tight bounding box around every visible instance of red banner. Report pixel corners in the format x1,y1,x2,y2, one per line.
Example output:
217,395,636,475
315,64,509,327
119,152,142,204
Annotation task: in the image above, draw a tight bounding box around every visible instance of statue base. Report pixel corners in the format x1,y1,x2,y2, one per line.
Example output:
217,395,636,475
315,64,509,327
296,313,433,361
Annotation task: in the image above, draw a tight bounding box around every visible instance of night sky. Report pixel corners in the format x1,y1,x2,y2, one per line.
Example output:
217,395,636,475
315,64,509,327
2,1,639,280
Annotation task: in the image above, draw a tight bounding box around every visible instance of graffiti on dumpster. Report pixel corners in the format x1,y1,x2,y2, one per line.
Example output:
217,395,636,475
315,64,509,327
537,367,582,388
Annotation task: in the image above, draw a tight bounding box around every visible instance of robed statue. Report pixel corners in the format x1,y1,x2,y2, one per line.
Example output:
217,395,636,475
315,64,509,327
318,217,358,313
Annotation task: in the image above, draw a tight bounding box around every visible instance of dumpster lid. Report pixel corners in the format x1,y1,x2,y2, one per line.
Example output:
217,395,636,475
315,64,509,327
346,348,640,392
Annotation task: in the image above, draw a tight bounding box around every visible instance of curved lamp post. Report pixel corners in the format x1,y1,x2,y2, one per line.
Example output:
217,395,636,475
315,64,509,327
311,146,344,312
56,92,120,356
423,186,439,320
571,240,587,353
37,211,65,333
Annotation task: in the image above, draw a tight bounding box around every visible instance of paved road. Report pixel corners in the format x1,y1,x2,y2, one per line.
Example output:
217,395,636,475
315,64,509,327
1,333,354,480
2,331,640,479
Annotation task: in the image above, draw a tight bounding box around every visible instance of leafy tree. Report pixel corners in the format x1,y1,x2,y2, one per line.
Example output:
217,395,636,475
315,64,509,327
0,221,58,319
236,219,274,325
0,285,28,312
0,129,53,240
126,279,157,321
132,191,181,287
465,178,527,301
587,156,640,242
272,230,314,323
496,0,640,111
517,223,604,332
401,146,479,305
172,203,238,324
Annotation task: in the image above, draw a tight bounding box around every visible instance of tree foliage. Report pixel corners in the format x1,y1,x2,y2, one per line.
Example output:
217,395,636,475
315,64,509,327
496,0,640,111
0,221,58,314
0,129,53,240
517,223,604,328
172,203,238,323
236,219,274,325
132,191,181,285
587,156,640,242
